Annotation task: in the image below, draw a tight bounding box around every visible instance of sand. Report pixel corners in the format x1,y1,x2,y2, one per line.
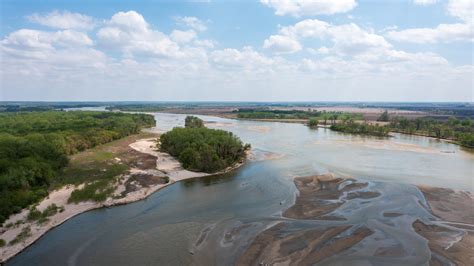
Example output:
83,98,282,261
0,137,247,263
239,174,380,264
239,174,474,265
415,186,474,265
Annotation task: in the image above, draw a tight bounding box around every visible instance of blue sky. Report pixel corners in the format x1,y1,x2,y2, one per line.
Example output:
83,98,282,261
1,0,473,101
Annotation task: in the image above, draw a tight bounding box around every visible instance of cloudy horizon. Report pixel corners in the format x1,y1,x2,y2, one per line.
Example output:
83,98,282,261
1,0,473,102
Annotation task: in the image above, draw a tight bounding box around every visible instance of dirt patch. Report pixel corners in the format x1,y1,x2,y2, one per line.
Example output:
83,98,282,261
413,186,474,265
238,174,378,265
418,186,474,226
237,223,373,265
413,220,474,265
283,174,376,220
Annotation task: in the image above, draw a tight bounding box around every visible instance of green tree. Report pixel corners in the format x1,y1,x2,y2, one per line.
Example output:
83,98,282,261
378,111,390,122
308,118,319,128
184,116,204,128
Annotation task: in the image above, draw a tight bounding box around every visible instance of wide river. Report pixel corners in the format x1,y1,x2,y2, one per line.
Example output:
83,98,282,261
8,113,474,265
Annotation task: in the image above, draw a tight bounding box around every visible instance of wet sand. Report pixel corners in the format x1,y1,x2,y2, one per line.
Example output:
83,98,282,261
239,174,474,265
415,186,474,265
239,174,380,264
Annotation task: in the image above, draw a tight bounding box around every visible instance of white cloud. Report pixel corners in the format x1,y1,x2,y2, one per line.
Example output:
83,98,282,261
170,30,196,43
447,0,474,23
97,11,180,57
174,16,207,31
263,19,391,56
2,29,93,50
194,39,216,49
413,0,438,6
261,0,357,17
387,23,472,43
263,35,302,53
27,10,95,30
2,8,472,102
210,46,274,70
387,0,473,44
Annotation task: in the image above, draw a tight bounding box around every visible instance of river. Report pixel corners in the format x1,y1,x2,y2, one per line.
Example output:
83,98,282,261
8,113,474,265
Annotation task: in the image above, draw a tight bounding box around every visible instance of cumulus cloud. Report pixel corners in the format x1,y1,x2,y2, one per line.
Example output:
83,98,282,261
263,19,391,56
2,29,93,50
263,35,302,53
194,39,216,49
387,23,472,43
447,0,474,23
261,0,357,17
211,46,274,70
170,30,196,43
387,0,473,43
97,11,180,57
27,10,96,30
174,16,207,31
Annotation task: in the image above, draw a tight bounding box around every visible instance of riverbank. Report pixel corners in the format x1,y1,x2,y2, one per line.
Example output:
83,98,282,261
0,136,247,263
238,174,474,265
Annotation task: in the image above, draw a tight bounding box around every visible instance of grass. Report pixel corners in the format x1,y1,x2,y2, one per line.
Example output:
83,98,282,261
68,176,122,203
9,226,31,246
27,204,65,224
0,238,5,247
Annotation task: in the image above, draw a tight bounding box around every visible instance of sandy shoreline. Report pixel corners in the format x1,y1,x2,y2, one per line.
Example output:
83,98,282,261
0,137,247,263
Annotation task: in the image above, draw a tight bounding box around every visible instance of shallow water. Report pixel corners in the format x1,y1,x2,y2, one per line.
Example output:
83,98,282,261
8,113,474,265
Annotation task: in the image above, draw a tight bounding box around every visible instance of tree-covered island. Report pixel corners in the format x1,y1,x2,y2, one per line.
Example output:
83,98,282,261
160,116,250,173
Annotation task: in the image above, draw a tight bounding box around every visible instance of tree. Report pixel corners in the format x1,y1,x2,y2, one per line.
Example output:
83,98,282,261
160,121,248,173
308,118,319,128
378,111,390,122
184,116,204,128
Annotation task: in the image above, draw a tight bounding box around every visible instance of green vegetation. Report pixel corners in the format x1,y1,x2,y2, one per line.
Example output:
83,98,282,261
0,238,5,247
9,226,31,246
330,120,390,137
378,111,390,122
0,111,155,224
160,117,249,172
390,117,474,148
235,109,363,122
67,164,128,203
329,116,474,147
185,116,204,128
27,204,64,224
68,180,116,203
308,118,319,128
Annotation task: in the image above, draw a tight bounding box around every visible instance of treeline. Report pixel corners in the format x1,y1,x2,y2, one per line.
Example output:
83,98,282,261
235,109,362,121
390,117,474,148
105,104,164,112
160,116,249,173
0,103,101,112
330,120,390,137
0,111,155,224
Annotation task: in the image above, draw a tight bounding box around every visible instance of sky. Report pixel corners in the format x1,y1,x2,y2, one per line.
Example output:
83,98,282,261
0,0,473,102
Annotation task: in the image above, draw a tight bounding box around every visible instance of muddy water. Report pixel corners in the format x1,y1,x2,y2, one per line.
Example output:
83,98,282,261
8,113,474,265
